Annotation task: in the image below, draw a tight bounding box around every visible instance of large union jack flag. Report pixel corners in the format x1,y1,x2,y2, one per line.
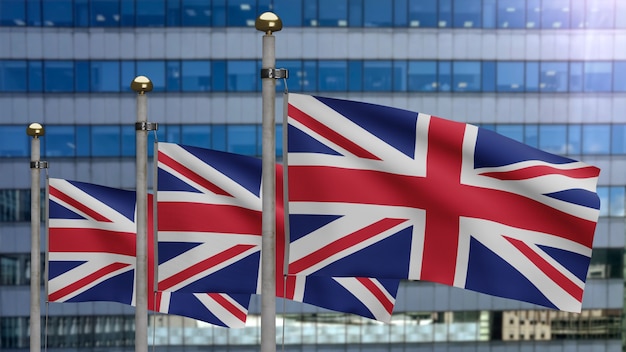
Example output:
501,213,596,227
158,142,400,322
286,94,601,312
48,178,250,328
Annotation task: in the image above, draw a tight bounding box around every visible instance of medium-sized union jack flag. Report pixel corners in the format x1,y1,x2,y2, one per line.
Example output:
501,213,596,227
158,142,400,322
48,178,250,328
286,93,601,312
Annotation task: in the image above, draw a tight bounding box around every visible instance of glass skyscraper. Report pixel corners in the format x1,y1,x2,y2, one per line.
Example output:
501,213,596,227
1,0,625,350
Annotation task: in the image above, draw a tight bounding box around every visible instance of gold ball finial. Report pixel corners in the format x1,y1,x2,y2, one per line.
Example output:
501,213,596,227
130,76,153,94
255,12,282,34
26,122,45,137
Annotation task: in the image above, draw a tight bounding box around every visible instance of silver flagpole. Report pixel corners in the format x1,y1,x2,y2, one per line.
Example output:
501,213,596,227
131,76,153,352
255,12,282,352
27,123,46,352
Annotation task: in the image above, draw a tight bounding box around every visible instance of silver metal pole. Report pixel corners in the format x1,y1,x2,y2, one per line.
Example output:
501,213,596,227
255,12,282,352
27,122,46,352
131,76,153,352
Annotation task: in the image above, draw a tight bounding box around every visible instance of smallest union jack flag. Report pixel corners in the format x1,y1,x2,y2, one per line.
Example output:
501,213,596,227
47,178,250,328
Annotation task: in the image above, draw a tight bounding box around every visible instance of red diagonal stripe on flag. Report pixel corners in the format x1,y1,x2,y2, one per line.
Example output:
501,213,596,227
158,202,262,234
49,186,112,222
504,236,583,302
159,151,233,197
48,262,132,302
207,293,247,323
49,229,135,256
356,277,394,314
289,104,381,160
480,165,600,181
158,244,257,291
289,218,407,275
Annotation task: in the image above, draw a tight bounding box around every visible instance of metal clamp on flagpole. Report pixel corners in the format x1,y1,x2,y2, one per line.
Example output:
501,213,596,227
260,68,288,79
30,161,49,169
135,122,158,131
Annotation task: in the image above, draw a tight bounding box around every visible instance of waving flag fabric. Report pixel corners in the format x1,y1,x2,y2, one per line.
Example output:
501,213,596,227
47,178,250,328
286,93,601,312
158,142,400,322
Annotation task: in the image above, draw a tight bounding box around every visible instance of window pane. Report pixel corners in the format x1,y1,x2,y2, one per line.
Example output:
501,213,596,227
45,125,75,157
121,125,134,157
181,125,211,148
91,0,120,26
348,0,362,26
227,0,256,26
482,0,496,28
27,0,42,26
136,0,165,26
586,0,614,28
0,61,27,92
91,126,121,156
453,0,481,28
408,0,437,27
540,62,568,92
482,61,496,91
569,62,583,92
408,61,437,91
584,62,612,92
524,124,538,148
567,125,581,155
91,61,120,92
136,61,165,92
498,0,525,28
1,0,26,26
613,62,626,92
302,60,317,92
182,60,211,91
75,61,90,92
76,125,90,156
319,0,348,26
583,125,611,154
181,0,212,26
318,61,347,91
438,61,451,91
393,61,407,91
394,0,408,27
212,124,226,151
617,1,626,28
541,0,569,29
273,0,302,27
363,61,392,91
526,0,540,28
539,125,567,155
496,62,524,92
495,125,524,143
227,61,256,91
0,126,28,156
363,0,392,27
453,61,480,92
166,61,181,91
611,124,626,154
44,61,74,92
525,62,539,92
439,0,452,27
29,61,43,92
227,125,256,155
166,0,180,26
42,0,73,26
610,187,625,217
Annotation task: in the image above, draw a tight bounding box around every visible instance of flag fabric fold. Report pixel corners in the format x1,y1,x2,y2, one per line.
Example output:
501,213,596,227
157,142,400,322
47,178,250,328
286,93,601,312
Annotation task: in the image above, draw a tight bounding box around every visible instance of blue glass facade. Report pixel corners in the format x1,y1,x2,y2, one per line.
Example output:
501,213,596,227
1,0,625,351
2,0,626,29
3,59,626,93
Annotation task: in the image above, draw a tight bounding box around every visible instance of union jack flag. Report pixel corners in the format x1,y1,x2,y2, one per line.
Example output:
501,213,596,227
158,142,400,321
47,178,250,328
286,94,601,312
